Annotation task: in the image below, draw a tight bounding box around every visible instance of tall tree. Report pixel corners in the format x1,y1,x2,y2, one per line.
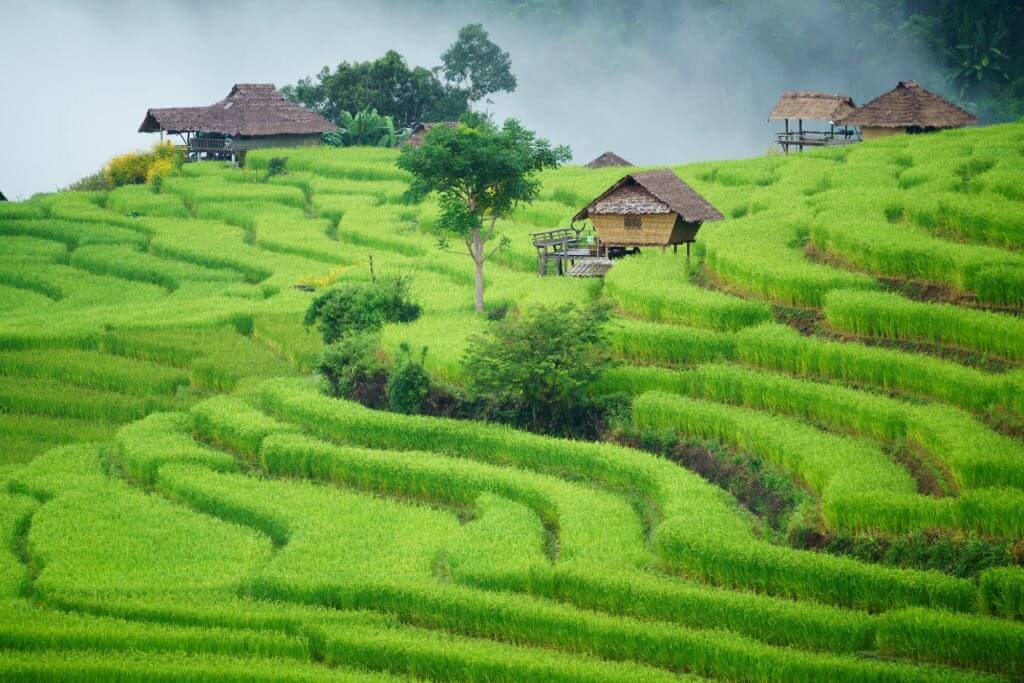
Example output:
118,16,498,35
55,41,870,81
440,23,518,104
397,115,570,314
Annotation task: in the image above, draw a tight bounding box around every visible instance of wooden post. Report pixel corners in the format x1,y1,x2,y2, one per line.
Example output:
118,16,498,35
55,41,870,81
784,119,790,155
686,242,691,260
798,119,804,153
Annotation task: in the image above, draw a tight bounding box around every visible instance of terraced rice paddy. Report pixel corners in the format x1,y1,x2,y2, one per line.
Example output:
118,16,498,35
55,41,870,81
1,126,1023,679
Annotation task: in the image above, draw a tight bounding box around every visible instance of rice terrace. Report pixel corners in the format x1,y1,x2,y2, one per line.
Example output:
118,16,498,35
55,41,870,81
2,1,1024,681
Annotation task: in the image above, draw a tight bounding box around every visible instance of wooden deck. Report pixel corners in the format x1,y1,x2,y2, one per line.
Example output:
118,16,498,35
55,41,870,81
567,259,613,277
531,227,619,278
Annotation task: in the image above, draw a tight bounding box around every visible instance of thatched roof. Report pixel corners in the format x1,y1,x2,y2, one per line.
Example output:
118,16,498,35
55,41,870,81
835,81,977,129
573,170,723,223
768,91,856,121
138,84,338,137
585,151,633,168
400,121,459,147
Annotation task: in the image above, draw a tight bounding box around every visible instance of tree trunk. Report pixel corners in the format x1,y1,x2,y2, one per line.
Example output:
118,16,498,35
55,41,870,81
471,227,485,314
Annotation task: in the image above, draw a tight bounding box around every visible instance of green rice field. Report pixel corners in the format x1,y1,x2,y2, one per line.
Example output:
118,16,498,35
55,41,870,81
1,124,1024,680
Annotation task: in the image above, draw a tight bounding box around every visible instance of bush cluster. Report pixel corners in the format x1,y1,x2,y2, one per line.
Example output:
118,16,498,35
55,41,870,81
463,301,618,436
304,276,420,344
305,276,427,411
101,141,183,192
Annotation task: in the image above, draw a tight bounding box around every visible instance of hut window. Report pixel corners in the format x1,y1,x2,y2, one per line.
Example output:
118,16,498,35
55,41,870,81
624,215,642,229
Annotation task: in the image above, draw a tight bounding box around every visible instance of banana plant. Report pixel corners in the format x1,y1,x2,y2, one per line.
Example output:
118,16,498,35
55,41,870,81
323,108,403,147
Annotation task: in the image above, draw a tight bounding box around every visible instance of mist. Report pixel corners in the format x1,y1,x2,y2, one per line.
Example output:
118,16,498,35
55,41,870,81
0,0,943,200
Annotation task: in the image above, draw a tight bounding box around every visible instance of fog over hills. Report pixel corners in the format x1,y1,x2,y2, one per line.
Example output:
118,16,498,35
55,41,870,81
0,0,941,199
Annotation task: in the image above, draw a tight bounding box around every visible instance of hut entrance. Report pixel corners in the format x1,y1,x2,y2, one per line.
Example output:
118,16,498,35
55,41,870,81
768,91,860,153
534,169,723,278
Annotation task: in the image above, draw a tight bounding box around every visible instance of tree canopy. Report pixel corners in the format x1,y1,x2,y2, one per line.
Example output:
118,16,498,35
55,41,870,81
397,114,570,313
441,23,517,103
282,50,468,129
283,23,519,131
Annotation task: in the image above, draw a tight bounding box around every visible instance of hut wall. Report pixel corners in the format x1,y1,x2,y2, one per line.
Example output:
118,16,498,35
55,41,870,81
592,212,679,246
232,133,323,151
861,127,906,141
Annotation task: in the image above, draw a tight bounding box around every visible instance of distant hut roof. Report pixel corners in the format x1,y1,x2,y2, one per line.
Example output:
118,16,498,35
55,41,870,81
768,91,856,121
573,169,723,223
138,84,338,136
585,151,634,168
0,190,6,202
835,81,977,129
400,121,459,147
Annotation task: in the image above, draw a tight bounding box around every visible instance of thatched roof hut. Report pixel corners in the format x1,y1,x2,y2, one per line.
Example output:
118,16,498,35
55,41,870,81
573,170,722,248
768,92,856,122
835,81,977,140
139,84,337,160
400,121,459,147
140,84,337,137
585,152,633,169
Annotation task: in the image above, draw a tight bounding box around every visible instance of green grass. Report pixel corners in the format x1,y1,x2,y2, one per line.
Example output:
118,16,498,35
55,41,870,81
824,288,1024,361
107,185,189,218
606,252,772,330
1,123,1023,678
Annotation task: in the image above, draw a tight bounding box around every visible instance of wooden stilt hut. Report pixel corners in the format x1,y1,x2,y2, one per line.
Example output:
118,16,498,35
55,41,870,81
585,151,634,168
574,169,723,256
768,91,858,153
834,81,977,140
138,84,338,164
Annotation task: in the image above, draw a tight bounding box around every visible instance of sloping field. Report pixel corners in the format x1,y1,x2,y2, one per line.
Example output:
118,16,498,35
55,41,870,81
1,126,1023,680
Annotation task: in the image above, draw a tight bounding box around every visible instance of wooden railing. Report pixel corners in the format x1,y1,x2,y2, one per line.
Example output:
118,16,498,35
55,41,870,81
189,138,233,153
775,130,860,150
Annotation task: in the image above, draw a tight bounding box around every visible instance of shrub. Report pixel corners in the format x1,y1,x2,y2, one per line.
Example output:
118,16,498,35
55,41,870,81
102,141,184,191
303,276,420,344
463,301,616,435
266,156,288,180
314,332,386,402
104,152,151,188
387,343,431,414
146,159,173,193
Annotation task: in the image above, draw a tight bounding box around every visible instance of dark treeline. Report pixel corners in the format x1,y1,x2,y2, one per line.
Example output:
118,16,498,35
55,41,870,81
463,0,1023,122
305,0,1022,126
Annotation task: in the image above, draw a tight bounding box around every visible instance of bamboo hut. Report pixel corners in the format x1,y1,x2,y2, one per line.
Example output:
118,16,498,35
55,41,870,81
585,151,633,168
399,121,459,147
573,170,723,255
768,91,858,153
835,81,977,140
138,84,338,163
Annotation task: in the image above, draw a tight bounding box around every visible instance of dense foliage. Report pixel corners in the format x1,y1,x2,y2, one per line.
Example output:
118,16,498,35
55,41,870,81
283,50,466,129
322,109,406,148
303,277,420,344
284,23,517,130
463,301,616,434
